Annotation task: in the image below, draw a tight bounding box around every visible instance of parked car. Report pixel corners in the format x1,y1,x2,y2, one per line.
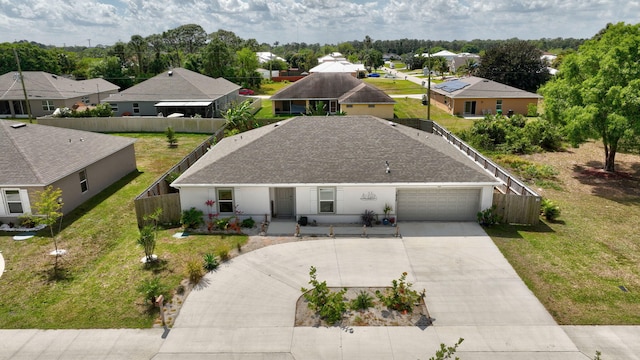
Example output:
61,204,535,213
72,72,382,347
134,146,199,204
239,88,254,95
368,73,380,78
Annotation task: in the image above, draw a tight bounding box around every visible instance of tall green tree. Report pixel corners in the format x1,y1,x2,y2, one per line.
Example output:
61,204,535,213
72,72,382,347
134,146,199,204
477,40,550,92
235,47,260,88
540,22,640,172
0,42,60,74
128,35,148,76
202,38,235,78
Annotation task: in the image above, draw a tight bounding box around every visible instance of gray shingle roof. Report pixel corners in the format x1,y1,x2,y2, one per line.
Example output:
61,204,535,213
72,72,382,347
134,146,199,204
0,120,136,186
172,116,497,186
0,71,119,100
432,76,542,99
270,73,395,104
101,68,240,103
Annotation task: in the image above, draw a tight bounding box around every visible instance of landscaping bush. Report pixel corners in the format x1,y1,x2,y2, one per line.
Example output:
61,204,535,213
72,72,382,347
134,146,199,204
541,198,561,221
477,205,501,226
350,290,375,311
376,272,421,313
203,253,219,271
18,213,37,228
301,266,347,324
241,217,255,228
186,258,204,284
361,209,376,227
180,207,204,230
459,114,563,154
216,243,231,261
137,277,170,305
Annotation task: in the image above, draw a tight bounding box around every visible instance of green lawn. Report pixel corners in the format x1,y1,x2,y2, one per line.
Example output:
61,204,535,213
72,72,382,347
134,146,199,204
487,144,640,325
0,133,247,328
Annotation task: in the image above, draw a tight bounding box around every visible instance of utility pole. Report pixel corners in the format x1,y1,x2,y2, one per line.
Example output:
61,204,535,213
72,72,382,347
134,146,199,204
427,51,432,121
13,48,33,122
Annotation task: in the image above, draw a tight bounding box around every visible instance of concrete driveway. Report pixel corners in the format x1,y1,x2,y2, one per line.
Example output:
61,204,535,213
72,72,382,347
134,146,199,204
2,222,639,359
154,222,583,359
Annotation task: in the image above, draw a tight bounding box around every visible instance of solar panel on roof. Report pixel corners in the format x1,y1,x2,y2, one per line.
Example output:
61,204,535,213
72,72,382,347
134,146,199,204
433,80,470,93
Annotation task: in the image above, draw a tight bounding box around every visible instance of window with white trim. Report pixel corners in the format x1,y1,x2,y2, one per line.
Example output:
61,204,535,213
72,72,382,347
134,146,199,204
133,103,140,114
42,100,55,111
4,189,24,214
368,104,375,108
496,99,503,112
217,188,234,213
110,104,118,112
318,187,335,214
79,169,89,193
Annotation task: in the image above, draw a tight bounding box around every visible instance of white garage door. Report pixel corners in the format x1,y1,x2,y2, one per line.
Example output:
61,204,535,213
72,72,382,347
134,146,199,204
397,188,480,221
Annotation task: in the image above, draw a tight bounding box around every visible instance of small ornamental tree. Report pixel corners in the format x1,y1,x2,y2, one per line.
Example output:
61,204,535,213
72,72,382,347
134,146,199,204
139,208,162,263
301,266,347,324
165,126,178,147
33,186,63,275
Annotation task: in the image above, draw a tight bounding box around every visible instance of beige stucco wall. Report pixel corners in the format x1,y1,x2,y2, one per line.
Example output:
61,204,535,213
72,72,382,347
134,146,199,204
341,103,395,119
48,144,137,215
430,90,539,116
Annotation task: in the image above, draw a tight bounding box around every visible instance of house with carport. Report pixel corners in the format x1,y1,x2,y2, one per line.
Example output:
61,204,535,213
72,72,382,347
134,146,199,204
101,68,240,118
0,71,118,118
0,120,137,223
429,76,542,116
270,72,395,119
171,116,500,224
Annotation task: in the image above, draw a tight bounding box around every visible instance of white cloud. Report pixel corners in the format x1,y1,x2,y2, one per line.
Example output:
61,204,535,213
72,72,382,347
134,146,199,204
0,0,638,46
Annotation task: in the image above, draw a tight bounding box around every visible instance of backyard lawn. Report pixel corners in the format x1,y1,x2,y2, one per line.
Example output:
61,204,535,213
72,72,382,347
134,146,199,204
0,133,247,328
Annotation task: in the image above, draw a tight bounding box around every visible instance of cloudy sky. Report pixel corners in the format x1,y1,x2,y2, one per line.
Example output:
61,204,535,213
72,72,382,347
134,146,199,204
0,0,638,47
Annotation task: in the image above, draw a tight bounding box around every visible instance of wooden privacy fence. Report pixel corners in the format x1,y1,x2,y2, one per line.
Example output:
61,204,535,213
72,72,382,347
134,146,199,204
134,193,182,227
493,193,541,225
429,121,541,225
134,127,225,227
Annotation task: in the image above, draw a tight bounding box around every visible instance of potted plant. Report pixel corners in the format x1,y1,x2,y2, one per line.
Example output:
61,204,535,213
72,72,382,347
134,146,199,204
382,203,393,225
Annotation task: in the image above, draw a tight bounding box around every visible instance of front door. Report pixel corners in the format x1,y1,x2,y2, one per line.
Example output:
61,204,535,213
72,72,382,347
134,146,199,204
275,188,294,218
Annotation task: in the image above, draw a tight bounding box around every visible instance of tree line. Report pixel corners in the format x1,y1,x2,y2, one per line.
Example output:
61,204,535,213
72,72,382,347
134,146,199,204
1,24,584,91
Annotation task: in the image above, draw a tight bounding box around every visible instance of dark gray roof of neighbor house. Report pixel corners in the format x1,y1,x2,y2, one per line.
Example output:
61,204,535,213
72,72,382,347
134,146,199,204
0,120,136,186
270,72,395,104
101,67,240,103
172,115,498,186
0,71,119,100
432,76,542,99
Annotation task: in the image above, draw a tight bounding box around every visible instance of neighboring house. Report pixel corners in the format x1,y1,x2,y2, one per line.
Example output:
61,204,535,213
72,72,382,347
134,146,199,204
309,61,366,77
318,52,348,63
0,71,119,118
429,76,542,116
171,116,499,223
0,120,137,223
449,54,481,74
270,72,395,118
256,52,286,64
101,68,241,118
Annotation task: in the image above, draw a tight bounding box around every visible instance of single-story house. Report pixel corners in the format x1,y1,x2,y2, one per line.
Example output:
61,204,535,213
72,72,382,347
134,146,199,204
171,116,500,224
256,52,286,64
0,120,137,223
101,68,241,118
270,72,395,119
0,71,119,118
309,62,366,78
429,76,542,116
318,52,348,63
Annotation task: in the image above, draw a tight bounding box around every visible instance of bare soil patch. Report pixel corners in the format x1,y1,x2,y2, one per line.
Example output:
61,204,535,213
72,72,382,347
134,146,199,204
523,141,640,200
295,287,432,328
